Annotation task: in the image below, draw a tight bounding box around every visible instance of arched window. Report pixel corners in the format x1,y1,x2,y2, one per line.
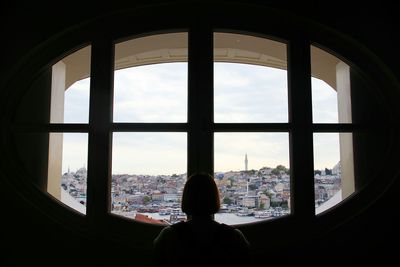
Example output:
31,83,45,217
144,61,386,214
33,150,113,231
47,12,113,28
4,4,398,251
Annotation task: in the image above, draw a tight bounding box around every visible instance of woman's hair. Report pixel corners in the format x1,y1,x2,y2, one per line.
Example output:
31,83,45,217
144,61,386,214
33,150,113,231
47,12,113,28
181,173,220,216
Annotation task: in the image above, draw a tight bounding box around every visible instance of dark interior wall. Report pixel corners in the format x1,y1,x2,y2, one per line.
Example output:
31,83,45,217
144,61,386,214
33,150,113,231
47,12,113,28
13,68,52,189
1,1,399,266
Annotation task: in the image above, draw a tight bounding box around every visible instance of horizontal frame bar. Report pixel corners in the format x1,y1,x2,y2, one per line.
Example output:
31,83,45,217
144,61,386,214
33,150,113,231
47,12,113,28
13,122,392,134
214,123,290,132
11,123,89,133
112,123,188,132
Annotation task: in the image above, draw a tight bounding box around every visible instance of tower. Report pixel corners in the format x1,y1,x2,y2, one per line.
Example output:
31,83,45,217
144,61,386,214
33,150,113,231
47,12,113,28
245,154,249,195
245,153,248,172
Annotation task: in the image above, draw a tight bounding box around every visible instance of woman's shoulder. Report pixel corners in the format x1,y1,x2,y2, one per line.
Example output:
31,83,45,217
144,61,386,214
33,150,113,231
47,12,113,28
153,224,179,246
215,223,250,246
217,222,243,235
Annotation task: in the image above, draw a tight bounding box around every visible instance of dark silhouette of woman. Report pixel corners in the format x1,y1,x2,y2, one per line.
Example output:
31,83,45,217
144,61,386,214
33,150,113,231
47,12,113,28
153,173,251,267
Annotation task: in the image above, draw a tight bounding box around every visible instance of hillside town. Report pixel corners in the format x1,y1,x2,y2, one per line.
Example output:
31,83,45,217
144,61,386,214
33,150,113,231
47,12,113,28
61,157,341,224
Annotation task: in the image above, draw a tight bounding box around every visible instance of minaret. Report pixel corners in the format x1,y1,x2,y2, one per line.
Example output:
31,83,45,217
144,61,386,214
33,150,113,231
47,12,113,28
245,153,248,172
245,154,249,196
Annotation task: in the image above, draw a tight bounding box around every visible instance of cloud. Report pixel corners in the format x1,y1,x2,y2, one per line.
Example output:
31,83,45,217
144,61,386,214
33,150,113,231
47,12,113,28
61,62,342,175
313,133,341,170
112,132,187,175
214,63,288,122
214,133,289,172
64,78,90,123
61,133,88,173
312,78,339,123
113,63,187,122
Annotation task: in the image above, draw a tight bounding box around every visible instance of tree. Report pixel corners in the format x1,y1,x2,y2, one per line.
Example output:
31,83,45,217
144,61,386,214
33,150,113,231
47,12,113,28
223,197,232,205
263,190,273,200
272,165,289,176
142,195,151,205
249,169,256,175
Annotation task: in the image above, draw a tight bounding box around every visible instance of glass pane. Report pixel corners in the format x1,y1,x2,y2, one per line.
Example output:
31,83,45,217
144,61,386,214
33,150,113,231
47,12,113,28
113,33,188,122
214,32,288,123
64,78,90,123
50,46,91,123
49,133,88,214
311,78,338,123
214,133,290,225
311,45,352,123
314,133,354,214
111,132,187,224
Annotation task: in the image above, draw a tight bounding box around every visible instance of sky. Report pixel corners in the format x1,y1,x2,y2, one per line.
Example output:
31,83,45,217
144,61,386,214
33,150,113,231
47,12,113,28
61,62,341,175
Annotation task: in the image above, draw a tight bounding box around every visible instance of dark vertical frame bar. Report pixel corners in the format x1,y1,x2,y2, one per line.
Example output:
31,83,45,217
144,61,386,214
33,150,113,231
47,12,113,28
86,38,114,221
187,26,214,176
288,36,315,222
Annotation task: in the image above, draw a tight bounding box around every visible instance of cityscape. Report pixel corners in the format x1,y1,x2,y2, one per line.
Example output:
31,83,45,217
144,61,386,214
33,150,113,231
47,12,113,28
61,155,342,225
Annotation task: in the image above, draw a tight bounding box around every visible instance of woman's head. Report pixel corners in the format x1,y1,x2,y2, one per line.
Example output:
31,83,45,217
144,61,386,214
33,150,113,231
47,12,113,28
181,173,220,216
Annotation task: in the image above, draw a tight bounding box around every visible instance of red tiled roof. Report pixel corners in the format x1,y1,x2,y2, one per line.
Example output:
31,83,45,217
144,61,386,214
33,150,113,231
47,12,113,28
135,213,168,225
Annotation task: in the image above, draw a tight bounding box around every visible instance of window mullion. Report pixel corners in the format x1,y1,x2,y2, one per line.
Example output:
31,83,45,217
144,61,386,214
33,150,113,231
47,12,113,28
188,26,214,176
288,36,315,222
86,38,114,221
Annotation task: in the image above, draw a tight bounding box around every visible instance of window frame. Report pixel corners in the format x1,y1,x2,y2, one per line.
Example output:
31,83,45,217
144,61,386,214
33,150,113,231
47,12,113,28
10,30,357,221
51,29,359,223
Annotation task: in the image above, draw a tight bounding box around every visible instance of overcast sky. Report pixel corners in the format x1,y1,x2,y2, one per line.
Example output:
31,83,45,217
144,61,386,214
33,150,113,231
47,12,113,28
62,63,340,175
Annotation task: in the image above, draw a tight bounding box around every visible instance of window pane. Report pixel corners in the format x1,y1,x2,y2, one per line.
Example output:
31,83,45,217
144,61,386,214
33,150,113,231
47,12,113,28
51,46,91,123
214,133,290,224
64,78,90,123
314,133,354,214
49,133,88,214
214,33,288,123
111,132,187,224
311,45,352,123
113,33,188,122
